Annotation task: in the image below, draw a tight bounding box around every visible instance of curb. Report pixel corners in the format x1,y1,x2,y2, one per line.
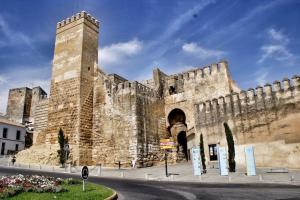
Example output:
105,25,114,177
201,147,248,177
104,187,118,200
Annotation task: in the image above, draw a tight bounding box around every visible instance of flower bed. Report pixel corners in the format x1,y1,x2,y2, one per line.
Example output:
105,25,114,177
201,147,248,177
0,174,63,198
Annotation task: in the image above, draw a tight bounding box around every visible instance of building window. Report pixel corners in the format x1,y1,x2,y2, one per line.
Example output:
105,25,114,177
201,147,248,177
1,143,5,155
169,86,176,95
15,144,19,151
2,128,7,138
16,130,21,140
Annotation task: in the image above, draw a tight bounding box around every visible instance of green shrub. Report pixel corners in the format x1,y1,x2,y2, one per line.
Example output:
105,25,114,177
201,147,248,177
224,122,236,172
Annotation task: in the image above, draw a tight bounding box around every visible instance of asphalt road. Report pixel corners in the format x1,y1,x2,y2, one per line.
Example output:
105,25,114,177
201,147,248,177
1,166,300,200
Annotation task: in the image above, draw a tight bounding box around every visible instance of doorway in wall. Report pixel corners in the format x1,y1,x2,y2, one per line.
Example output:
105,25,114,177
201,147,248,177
177,131,188,161
209,144,218,161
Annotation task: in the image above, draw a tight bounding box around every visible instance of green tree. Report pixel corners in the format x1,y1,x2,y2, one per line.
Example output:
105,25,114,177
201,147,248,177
224,122,236,172
199,133,206,173
57,128,67,167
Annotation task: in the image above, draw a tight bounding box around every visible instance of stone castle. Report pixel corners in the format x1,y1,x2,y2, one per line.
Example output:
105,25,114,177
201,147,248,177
7,11,300,168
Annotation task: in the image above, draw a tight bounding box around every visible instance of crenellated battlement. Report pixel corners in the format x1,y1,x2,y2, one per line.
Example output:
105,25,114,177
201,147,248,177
112,80,158,98
56,11,99,29
195,75,300,125
167,60,228,81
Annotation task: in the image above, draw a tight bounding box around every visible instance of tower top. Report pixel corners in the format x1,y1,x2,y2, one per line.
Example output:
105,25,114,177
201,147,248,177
56,11,99,29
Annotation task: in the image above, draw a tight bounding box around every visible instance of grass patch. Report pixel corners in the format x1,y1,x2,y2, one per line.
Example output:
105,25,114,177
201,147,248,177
8,181,114,200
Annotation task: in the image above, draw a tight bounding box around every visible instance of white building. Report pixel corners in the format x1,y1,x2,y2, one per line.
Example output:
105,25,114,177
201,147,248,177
0,117,26,155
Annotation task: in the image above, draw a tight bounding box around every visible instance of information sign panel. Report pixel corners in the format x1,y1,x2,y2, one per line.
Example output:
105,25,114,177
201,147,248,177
245,146,256,176
218,147,228,176
191,147,203,176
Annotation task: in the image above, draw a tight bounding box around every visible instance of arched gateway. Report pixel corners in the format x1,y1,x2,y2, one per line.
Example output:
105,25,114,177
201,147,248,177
167,108,188,161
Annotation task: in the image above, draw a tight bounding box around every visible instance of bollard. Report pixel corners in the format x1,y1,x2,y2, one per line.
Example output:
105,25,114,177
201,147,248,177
28,163,30,169
145,173,148,180
52,166,54,171
7,161,10,167
68,164,71,173
290,175,295,183
39,165,42,170
259,174,263,181
170,174,174,181
121,171,125,178
199,175,202,182
97,164,101,176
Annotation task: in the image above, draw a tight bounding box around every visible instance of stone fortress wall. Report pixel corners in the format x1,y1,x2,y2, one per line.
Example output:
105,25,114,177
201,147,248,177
6,87,47,124
91,70,165,166
194,76,300,168
10,11,300,169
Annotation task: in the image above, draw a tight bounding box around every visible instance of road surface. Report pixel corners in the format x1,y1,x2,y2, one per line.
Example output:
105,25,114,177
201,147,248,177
1,166,300,200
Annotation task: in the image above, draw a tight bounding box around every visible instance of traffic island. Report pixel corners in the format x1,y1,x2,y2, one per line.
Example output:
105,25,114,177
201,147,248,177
0,175,115,199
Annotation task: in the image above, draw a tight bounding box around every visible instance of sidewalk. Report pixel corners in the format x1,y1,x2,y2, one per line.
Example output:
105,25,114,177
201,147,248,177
1,157,300,185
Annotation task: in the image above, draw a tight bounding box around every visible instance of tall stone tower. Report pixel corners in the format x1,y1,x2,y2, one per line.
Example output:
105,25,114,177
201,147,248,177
46,11,99,165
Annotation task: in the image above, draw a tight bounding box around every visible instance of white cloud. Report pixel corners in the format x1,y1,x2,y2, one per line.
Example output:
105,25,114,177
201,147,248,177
254,67,269,86
0,15,33,48
99,39,143,67
268,28,289,44
0,75,7,85
160,0,216,42
182,42,225,60
258,28,294,64
258,44,293,63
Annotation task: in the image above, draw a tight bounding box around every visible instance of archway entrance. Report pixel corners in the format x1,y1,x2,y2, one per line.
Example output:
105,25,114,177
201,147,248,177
167,108,188,161
177,131,188,161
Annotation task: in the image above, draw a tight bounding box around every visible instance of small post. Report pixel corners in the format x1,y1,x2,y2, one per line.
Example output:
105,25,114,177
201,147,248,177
83,180,85,192
39,165,42,170
121,171,125,178
165,150,168,177
97,164,101,176
68,163,71,173
290,175,295,183
118,161,121,170
199,175,202,181
259,174,263,181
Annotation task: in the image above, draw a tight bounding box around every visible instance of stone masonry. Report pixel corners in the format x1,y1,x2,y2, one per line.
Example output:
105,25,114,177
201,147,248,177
11,11,300,169
6,87,47,124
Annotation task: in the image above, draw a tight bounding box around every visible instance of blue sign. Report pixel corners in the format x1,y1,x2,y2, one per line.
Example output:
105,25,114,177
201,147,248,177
245,146,256,176
218,147,228,176
191,147,202,176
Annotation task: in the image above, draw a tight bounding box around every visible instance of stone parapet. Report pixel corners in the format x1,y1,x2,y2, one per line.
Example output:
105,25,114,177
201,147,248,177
56,11,99,30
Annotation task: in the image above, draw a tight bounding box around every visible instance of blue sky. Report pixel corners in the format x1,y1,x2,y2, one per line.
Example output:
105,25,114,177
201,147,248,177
0,0,300,113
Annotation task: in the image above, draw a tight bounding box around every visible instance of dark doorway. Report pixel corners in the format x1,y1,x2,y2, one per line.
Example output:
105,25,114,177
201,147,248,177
1,143,5,155
177,131,188,161
209,144,218,161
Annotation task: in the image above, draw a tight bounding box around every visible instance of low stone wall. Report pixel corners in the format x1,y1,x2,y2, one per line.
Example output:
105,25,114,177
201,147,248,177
235,140,300,169
15,144,59,166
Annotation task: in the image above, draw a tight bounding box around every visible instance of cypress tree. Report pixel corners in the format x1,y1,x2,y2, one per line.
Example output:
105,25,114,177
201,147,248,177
224,122,236,172
199,133,206,173
57,128,66,167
